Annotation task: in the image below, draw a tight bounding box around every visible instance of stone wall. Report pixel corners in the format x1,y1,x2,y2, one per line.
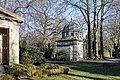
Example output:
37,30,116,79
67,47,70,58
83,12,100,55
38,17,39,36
0,19,20,64
57,40,83,61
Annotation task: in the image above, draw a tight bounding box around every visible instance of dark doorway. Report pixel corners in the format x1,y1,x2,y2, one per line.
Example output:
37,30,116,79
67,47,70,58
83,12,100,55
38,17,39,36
0,28,9,65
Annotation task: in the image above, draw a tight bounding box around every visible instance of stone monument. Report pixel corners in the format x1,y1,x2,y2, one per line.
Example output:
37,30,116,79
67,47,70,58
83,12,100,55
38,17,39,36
56,21,83,61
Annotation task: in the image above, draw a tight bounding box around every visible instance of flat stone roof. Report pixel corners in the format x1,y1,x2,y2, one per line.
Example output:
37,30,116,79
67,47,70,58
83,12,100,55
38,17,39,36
0,7,24,23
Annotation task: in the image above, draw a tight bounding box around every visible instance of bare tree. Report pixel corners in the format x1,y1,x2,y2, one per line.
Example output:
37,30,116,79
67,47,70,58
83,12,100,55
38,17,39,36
104,1,120,57
100,0,105,59
0,0,10,8
93,0,97,59
86,0,91,59
26,0,66,50
2,0,66,49
65,0,92,59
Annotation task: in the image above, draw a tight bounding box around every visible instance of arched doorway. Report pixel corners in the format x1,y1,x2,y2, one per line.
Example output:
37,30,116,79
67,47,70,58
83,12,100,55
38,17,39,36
0,28,9,65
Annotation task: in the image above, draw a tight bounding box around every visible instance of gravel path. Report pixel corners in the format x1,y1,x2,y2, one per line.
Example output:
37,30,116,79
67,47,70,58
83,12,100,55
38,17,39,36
46,59,120,64
97,59,120,63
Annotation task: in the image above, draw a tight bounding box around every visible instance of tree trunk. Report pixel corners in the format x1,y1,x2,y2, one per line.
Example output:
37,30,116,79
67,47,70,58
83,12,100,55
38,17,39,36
93,0,97,59
100,0,104,59
86,0,91,59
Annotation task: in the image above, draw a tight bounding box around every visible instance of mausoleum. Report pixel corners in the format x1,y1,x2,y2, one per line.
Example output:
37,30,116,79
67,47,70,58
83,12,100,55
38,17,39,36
0,7,24,65
56,21,83,61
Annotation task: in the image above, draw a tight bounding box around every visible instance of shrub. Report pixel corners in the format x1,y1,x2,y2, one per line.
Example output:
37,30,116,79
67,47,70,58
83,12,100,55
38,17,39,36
4,63,69,79
33,70,48,78
57,51,69,61
5,64,27,78
47,68,69,75
4,64,37,78
51,48,56,59
39,63,69,75
20,45,45,65
33,68,69,77
44,43,56,60
40,63,60,69
0,75,16,80
26,64,36,77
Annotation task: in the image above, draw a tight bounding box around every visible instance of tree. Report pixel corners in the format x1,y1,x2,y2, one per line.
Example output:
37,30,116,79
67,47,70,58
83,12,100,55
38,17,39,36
5,0,66,50
104,0,120,57
28,0,66,49
93,0,97,59
65,0,92,59
2,0,119,59
0,0,9,8
99,0,115,59
86,0,91,59
100,0,105,59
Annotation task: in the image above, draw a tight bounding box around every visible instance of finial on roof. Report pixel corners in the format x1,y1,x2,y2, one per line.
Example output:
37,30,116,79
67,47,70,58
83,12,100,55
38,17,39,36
71,18,72,21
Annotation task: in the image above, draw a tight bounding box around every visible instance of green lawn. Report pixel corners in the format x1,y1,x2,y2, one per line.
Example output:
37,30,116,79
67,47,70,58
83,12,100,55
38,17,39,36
28,61,120,80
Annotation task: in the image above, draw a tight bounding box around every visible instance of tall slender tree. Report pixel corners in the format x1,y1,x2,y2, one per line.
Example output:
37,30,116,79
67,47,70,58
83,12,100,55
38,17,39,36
100,0,105,59
93,0,97,59
86,0,91,59
65,0,92,59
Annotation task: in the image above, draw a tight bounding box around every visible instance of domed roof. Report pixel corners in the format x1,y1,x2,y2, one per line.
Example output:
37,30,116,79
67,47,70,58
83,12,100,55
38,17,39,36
62,21,79,32
61,20,83,40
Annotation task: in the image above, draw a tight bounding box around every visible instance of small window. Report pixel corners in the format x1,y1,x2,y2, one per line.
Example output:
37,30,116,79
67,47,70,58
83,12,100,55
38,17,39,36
76,33,77,36
64,33,66,37
66,32,69,36
71,33,74,36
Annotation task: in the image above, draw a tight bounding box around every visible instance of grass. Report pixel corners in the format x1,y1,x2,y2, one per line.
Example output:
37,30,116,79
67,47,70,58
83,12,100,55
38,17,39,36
27,60,120,80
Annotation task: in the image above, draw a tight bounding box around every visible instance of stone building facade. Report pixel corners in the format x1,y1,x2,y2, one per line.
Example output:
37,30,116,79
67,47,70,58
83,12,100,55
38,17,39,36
56,21,83,61
0,7,24,65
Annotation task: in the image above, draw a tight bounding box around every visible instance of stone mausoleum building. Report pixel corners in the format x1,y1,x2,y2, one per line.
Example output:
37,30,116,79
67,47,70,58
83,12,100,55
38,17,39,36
0,7,24,65
56,21,83,61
